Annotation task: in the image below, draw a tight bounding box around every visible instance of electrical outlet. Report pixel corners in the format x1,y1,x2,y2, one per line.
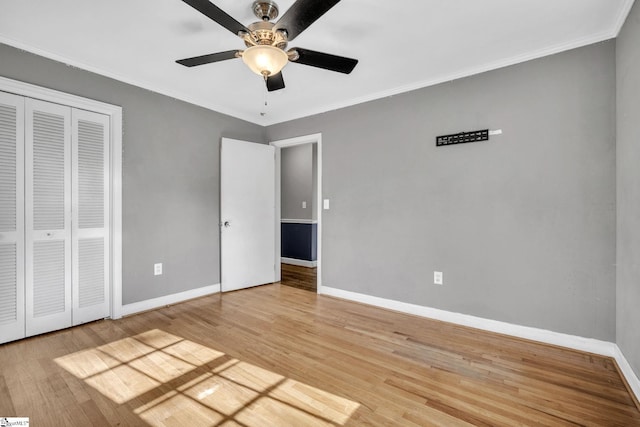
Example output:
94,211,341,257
302,201,307,209
434,271,443,285
154,263,163,276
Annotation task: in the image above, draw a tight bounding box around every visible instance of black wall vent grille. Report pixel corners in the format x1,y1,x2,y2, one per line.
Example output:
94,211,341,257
436,129,489,147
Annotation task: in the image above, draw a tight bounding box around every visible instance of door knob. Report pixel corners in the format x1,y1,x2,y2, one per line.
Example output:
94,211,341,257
223,221,231,228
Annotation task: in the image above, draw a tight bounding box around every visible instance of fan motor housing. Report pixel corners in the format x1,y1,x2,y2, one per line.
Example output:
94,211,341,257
246,21,288,49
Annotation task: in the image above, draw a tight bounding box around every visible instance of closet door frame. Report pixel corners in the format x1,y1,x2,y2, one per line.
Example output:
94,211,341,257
0,76,124,320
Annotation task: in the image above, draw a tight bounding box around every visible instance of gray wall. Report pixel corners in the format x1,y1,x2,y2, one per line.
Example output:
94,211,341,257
0,34,625,347
617,0,640,377
281,144,314,220
267,41,617,341
0,43,265,305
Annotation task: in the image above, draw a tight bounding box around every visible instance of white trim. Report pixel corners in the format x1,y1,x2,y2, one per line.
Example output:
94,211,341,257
0,36,260,126
320,286,616,355
614,346,640,405
0,75,124,321
271,133,323,292
281,257,317,268
0,75,122,118
613,0,636,36
274,142,282,283
1,22,628,127
319,285,640,403
258,32,618,126
271,134,322,148
314,136,323,291
281,219,318,224
120,284,220,317
110,110,123,319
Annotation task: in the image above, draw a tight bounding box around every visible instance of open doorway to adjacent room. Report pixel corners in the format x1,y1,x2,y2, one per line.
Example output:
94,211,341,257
271,134,322,293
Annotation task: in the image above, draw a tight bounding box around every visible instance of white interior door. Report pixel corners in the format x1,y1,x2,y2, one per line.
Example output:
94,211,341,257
25,98,72,337
0,92,25,343
71,109,110,325
221,138,275,292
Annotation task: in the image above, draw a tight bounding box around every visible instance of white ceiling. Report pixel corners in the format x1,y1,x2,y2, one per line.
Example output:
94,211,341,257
0,0,634,125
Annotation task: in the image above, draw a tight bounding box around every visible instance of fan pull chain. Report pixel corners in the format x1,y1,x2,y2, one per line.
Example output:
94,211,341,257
260,83,268,116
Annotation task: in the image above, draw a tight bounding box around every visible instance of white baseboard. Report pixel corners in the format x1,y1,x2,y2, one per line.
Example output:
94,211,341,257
320,286,639,403
614,346,640,405
320,286,615,355
281,257,317,268
120,284,220,317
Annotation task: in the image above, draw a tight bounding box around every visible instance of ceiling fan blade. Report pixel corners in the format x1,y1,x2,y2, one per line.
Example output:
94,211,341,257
273,0,341,41
181,0,249,36
176,50,240,67
266,72,285,92
290,48,358,74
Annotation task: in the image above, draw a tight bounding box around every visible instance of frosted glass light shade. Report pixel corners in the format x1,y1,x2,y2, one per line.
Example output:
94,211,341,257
242,45,289,77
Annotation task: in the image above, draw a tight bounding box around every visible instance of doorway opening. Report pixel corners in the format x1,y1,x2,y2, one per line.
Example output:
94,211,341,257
271,134,322,293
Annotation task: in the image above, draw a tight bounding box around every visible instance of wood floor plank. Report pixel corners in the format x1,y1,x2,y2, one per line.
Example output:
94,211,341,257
0,374,15,415
0,267,638,426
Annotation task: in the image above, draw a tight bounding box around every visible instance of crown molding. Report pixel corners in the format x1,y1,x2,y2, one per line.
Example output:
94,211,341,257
613,0,637,36
0,36,264,125
1,2,630,128
260,30,616,126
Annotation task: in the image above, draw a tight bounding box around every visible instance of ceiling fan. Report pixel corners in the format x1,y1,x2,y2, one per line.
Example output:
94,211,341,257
176,0,359,92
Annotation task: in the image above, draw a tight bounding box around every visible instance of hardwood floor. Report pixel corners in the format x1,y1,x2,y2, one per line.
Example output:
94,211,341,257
280,263,317,292
0,284,638,426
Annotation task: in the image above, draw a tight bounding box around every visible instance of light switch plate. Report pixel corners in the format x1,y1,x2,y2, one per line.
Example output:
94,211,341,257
323,199,330,210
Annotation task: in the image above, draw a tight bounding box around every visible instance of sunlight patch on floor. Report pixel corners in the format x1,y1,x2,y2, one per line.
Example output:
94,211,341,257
55,329,359,426
86,364,161,404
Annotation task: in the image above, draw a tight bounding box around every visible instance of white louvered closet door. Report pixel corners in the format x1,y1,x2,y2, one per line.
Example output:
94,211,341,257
72,109,110,325
25,99,72,337
0,92,25,343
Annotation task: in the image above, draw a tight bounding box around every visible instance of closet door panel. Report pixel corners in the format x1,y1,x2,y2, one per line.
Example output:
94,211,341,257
72,109,110,325
0,92,25,344
25,99,72,337
33,240,66,316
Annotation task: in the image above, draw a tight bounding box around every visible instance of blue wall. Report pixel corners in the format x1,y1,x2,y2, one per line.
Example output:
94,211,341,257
282,223,317,261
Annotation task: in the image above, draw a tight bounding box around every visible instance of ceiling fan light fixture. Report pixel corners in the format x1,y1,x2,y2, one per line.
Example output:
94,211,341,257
242,45,289,77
